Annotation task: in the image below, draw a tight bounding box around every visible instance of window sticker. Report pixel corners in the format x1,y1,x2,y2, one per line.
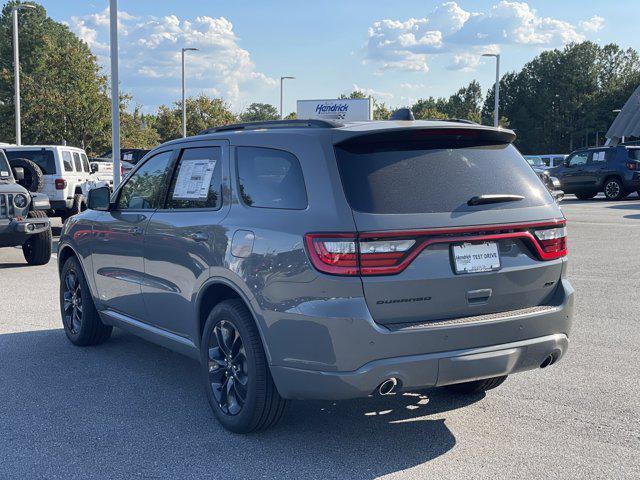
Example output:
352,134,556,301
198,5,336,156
0,171,8,177
172,159,217,199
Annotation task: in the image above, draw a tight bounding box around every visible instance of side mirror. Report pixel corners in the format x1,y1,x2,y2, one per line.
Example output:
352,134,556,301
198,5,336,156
90,163,98,173
88,186,111,211
12,166,24,181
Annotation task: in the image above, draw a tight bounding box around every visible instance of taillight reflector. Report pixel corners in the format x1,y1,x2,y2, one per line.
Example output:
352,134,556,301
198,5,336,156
55,178,67,190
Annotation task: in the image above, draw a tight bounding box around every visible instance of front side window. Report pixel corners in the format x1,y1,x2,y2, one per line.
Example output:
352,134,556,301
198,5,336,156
117,150,173,210
0,153,11,177
62,151,74,172
236,147,307,209
5,149,56,174
167,147,223,209
72,152,82,172
568,152,588,167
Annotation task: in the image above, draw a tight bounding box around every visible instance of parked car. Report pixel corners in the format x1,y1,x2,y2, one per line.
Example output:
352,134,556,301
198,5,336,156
57,119,573,433
0,150,52,265
552,146,640,200
3,145,109,220
524,157,563,201
525,154,567,169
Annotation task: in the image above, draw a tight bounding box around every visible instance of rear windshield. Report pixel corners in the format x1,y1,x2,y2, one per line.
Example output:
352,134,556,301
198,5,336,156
5,149,56,174
335,136,549,214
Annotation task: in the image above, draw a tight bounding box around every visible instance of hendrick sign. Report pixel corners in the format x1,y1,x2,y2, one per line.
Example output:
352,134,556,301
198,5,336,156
297,98,372,121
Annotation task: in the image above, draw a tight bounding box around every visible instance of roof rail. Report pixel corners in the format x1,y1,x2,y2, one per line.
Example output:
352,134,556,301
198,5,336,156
199,119,343,135
432,118,478,124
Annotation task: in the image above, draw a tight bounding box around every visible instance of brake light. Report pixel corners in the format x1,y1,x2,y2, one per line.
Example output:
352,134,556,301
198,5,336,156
626,161,638,170
304,234,358,275
55,178,67,190
533,226,567,257
305,220,567,276
120,165,125,178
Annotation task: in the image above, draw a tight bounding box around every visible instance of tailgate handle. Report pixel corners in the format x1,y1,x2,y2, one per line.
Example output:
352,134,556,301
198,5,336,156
466,289,492,305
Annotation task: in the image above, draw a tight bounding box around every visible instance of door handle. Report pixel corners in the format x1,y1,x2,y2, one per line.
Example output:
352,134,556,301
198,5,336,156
130,226,143,236
188,231,210,242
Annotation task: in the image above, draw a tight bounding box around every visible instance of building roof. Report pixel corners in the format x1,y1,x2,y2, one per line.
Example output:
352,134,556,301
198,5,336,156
607,84,640,142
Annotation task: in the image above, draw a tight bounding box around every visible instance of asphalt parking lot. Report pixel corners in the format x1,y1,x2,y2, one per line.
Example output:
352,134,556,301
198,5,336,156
1,197,639,479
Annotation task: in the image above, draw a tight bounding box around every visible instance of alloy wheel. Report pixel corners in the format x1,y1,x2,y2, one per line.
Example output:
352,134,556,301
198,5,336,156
207,320,248,416
62,270,83,334
605,181,620,199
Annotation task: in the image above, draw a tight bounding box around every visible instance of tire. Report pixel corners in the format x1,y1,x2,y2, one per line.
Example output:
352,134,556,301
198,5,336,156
201,299,287,433
60,256,112,346
574,191,597,200
603,178,624,200
445,375,507,394
9,158,45,193
61,194,85,222
22,211,52,265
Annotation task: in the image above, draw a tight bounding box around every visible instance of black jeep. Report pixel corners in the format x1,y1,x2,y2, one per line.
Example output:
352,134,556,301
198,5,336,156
0,150,52,265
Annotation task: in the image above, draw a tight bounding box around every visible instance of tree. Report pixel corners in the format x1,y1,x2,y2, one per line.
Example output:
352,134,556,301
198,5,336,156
155,94,237,142
340,90,368,99
0,1,112,154
482,42,640,153
411,81,482,122
240,103,279,122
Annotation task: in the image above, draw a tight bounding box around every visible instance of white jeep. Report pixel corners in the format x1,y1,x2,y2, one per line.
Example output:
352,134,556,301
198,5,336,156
3,145,108,221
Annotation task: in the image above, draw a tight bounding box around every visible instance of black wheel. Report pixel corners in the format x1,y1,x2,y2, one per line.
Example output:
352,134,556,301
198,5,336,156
22,211,52,265
574,191,597,200
445,375,507,394
61,194,86,222
60,256,112,346
9,158,44,192
201,299,287,433
603,178,624,200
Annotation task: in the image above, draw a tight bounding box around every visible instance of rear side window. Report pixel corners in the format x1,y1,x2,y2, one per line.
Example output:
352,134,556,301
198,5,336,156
5,149,56,174
72,152,82,172
236,147,307,209
627,149,640,160
62,151,74,172
81,153,90,172
335,135,549,214
167,147,222,209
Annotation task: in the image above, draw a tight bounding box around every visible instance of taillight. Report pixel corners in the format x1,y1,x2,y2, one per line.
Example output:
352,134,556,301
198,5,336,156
306,221,568,276
626,161,638,170
304,234,358,275
533,226,567,258
120,165,125,178
55,178,67,190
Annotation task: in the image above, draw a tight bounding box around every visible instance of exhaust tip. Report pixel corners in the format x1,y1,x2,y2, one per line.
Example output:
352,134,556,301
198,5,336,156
540,354,554,369
378,378,398,395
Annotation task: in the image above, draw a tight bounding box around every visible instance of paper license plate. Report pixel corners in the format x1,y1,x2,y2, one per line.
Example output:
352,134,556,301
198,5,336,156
452,241,500,274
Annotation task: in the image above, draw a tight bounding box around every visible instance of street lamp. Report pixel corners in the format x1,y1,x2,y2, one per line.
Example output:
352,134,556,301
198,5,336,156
181,47,199,137
11,3,35,146
482,53,501,127
109,0,121,187
280,76,295,120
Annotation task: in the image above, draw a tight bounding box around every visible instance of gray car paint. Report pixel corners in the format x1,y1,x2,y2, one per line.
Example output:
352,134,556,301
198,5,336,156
58,120,574,400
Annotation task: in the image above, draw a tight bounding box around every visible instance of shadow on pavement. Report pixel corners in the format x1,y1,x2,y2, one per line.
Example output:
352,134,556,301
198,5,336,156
0,328,480,479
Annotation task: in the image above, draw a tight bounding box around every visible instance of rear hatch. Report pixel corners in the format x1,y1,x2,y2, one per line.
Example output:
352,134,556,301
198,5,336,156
323,127,566,327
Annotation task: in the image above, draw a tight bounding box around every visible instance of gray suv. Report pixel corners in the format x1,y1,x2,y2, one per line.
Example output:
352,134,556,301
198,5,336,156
57,119,574,433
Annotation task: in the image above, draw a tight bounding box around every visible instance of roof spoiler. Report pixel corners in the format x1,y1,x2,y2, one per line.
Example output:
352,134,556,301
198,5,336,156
199,119,343,135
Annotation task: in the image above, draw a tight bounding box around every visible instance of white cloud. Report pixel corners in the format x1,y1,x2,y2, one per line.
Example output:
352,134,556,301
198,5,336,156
350,84,394,100
69,9,275,108
365,1,600,73
580,15,605,33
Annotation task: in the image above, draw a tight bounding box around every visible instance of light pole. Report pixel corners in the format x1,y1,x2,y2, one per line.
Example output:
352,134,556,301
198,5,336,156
280,76,295,120
109,0,121,187
482,53,500,127
181,47,198,137
11,3,35,146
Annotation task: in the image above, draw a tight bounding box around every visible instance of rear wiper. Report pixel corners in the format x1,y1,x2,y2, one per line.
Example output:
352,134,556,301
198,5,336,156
467,194,525,206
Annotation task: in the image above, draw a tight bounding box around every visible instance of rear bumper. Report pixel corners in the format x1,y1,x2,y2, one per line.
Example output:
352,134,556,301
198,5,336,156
269,278,573,400
272,333,568,400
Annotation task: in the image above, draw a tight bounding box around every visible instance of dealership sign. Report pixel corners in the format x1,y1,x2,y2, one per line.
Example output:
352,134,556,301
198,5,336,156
297,98,372,121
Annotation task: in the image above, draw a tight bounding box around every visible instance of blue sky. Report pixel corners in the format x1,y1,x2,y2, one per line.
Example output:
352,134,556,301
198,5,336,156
38,0,639,115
